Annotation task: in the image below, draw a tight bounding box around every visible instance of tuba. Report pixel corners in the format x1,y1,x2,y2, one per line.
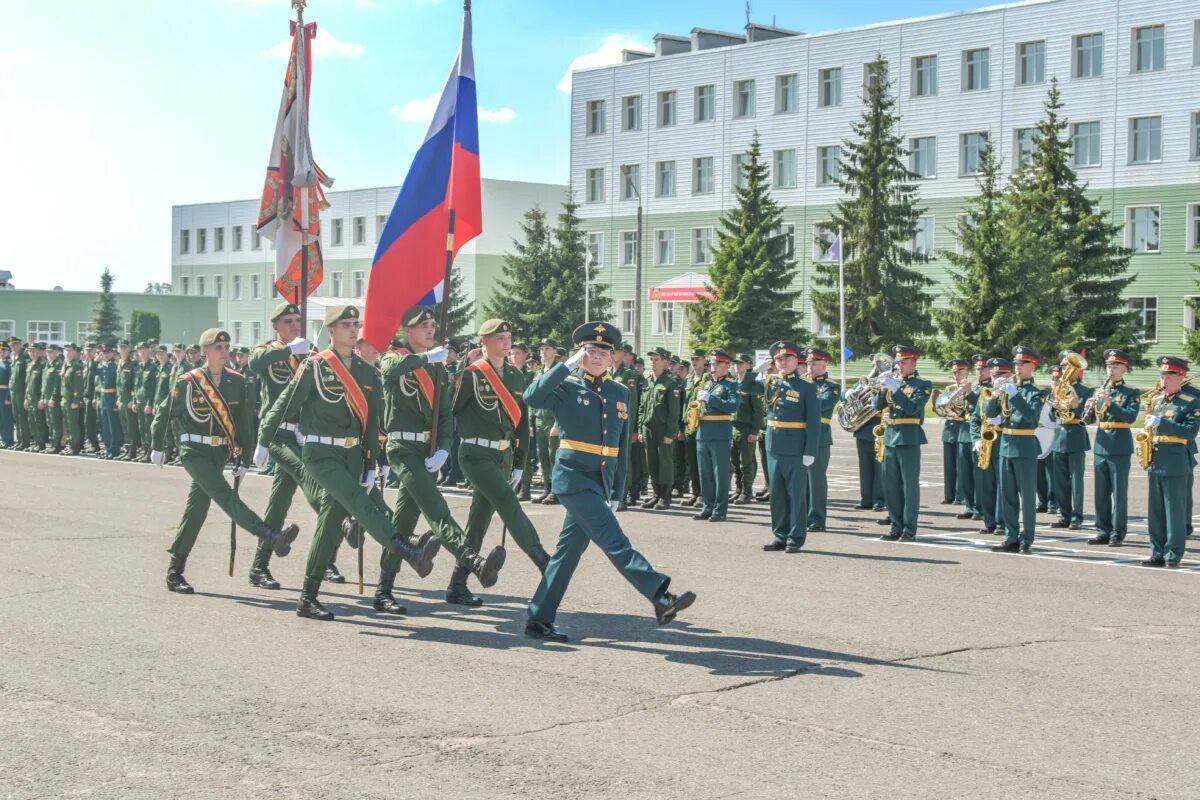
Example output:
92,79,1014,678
934,381,971,419
836,353,895,432
1053,351,1088,422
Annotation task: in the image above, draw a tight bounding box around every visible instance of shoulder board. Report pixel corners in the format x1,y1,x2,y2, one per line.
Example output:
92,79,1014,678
224,367,243,378
1179,392,1196,402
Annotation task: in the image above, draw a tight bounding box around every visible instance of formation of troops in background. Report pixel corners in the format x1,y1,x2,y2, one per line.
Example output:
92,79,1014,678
2,311,1197,637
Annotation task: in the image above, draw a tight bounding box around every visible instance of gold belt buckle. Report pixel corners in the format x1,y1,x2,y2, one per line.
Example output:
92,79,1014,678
343,437,356,447
498,439,509,451
209,436,220,446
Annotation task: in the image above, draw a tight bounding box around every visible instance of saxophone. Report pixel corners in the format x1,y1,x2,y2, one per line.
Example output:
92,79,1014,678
686,375,713,434
1135,386,1164,470
976,375,1013,470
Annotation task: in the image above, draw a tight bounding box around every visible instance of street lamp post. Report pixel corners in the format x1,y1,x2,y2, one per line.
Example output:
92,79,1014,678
621,164,643,353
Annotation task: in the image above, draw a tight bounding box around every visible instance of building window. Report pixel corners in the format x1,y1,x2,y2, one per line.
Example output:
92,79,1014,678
1072,122,1101,167
1132,25,1165,72
655,230,675,266
1127,206,1160,253
863,60,888,92
26,321,65,346
694,85,714,123
818,68,842,107
232,225,243,251
1014,127,1038,167
232,321,243,345
812,225,837,262
620,164,641,201
961,132,989,175
657,90,676,127
214,227,225,252
777,223,796,261
1073,33,1104,78
252,229,262,250
773,149,797,189
734,79,756,118
817,146,840,186
198,276,206,296
1127,296,1158,341
331,218,343,246
963,48,990,91
251,273,261,300
622,95,641,131
1184,296,1200,335
586,168,605,203
651,302,675,336
587,232,604,266
956,213,977,255
328,272,341,297
215,274,224,299
230,275,239,300
910,136,937,178
180,229,190,254
1130,116,1162,163
1195,19,1200,66
353,217,366,245
621,231,638,267
1192,111,1200,158
586,99,605,135
353,271,365,297
811,300,832,338
1188,204,1200,251
181,276,190,295
912,216,935,257
376,214,388,242
912,55,938,97
775,74,797,114
1017,41,1045,86
693,157,714,194
197,228,207,254
619,299,636,334
251,321,262,344
731,153,750,191
269,273,279,298
692,227,714,265
656,160,676,198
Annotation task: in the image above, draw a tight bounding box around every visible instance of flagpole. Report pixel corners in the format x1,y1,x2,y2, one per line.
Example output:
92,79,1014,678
838,226,846,392
427,208,457,459
294,0,308,338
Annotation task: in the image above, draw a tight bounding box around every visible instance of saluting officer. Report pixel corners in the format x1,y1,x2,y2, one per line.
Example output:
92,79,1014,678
692,349,740,522
875,345,933,541
1082,349,1140,546
1141,356,1200,568
941,359,971,508
986,346,1047,554
731,353,764,505
640,347,682,509
1048,351,1093,531
805,347,841,532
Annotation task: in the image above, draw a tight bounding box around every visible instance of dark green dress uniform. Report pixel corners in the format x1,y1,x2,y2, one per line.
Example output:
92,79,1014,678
1049,357,1093,529
940,360,971,505
612,349,647,504
874,346,933,540
985,347,1048,552
956,356,987,520
60,349,86,453
853,407,885,510
116,349,139,458
524,322,695,642
745,341,821,551
1081,349,1140,545
42,350,65,451
96,350,122,457
694,351,740,521
731,354,764,504
531,343,561,503
682,352,708,503
640,347,682,509
137,353,159,460
10,343,29,449
806,349,841,530
970,369,999,531
151,328,299,594
1143,357,1200,567
83,349,102,452
25,348,48,450
0,346,12,446
452,319,547,581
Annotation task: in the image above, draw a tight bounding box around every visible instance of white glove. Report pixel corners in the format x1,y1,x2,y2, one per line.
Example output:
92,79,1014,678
150,450,165,466
973,440,982,453
424,448,449,472
987,416,1003,426
510,468,523,490
802,455,815,467
252,444,270,468
697,390,711,402
1143,415,1160,428
424,346,449,364
361,468,377,487
379,465,391,481
1001,382,1019,397
565,347,587,369
609,499,620,512
229,465,248,479
754,358,771,374
287,337,312,355
882,375,901,392
294,429,305,446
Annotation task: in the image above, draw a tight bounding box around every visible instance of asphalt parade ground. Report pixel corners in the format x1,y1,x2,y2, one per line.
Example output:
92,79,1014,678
2,425,1198,799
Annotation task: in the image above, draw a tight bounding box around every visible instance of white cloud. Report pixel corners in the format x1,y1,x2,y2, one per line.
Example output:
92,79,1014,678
557,34,650,93
391,91,515,124
262,30,365,58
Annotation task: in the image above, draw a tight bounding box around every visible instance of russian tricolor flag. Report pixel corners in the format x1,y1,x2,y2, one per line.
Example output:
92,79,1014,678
363,5,481,351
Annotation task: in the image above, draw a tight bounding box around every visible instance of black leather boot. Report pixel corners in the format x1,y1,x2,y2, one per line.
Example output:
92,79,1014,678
342,517,363,549
653,590,697,625
542,493,559,506
533,489,551,504
373,570,407,614
389,532,441,578
462,546,505,588
640,486,660,509
166,557,193,594
655,484,671,510
530,544,551,574
445,564,482,607
324,563,346,584
255,522,300,558
296,577,334,620
248,545,280,589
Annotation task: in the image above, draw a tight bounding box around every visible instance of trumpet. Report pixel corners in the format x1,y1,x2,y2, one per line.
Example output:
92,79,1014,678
1053,351,1087,422
1082,378,1113,420
873,365,900,463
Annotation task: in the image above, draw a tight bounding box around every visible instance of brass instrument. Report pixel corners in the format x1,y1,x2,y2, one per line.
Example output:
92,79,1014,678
977,383,999,469
1135,385,1165,470
934,381,971,420
1053,351,1087,422
873,365,900,463
686,374,714,434
837,353,894,432
1082,378,1113,420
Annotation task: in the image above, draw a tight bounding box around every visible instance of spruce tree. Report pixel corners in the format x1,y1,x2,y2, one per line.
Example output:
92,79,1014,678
689,134,804,353
129,310,161,344
433,266,473,341
1185,267,1200,363
548,190,611,332
486,206,559,344
91,269,122,343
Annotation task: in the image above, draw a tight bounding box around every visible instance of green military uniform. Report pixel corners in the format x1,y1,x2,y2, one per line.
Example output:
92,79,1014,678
60,346,86,453
24,346,48,450
985,348,1048,552
10,342,30,449
83,347,102,453
731,354,764,505
806,348,841,530
956,356,989,521
640,347,682,509
151,328,299,594
610,345,647,506
0,343,12,446
682,351,708,504
41,348,65,452
137,347,159,460
693,350,740,521
969,367,999,532
1049,354,1093,530
1081,349,1140,546
874,345,933,541
1142,356,1200,567
940,361,971,506
853,407,885,511
116,346,139,458
530,345,561,504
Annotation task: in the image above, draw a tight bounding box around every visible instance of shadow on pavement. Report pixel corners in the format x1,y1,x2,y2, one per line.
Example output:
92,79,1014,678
800,549,960,565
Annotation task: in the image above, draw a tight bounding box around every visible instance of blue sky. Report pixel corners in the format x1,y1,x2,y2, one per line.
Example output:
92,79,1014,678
1,0,974,291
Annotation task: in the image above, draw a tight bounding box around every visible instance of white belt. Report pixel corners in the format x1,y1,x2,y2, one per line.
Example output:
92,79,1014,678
463,436,510,451
279,422,297,432
180,434,226,446
304,435,360,447
387,430,430,443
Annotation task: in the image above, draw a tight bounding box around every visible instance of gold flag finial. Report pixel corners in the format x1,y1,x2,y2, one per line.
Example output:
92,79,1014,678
292,0,306,23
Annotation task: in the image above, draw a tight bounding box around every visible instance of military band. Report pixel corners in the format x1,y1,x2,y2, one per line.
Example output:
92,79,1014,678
876,345,933,542
985,347,1048,554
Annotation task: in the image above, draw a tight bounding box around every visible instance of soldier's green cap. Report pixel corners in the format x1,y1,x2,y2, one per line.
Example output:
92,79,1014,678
671,356,683,366
555,347,567,358
46,342,61,351
156,344,169,353
323,304,360,326
536,339,556,350
198,328,231,347
117,339,130,347
620,343,633,354
270,302,302,321
173,343,184,350
34,341,48,349
136,341,149,349
148,338,159,346
511,342,528,352
479,319,512,337
187,344,200,352
240,346,251,355
98,342,114,352
63,342,79,351
5,336,18,344
691,348,707,359
647,346,671,359
735,352,754,364
402,305,435,327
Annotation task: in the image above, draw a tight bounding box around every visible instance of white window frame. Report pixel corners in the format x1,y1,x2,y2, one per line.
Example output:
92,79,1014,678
376,214,388,242
694,85,715,123
331,218,344,247
618,299,636,336
252,229,262,251
734,79,756,118
231,274,240,301
27,321,66,346
1191,111,1200,159
817,145,840,186
180,276,190,295
332,272,343,297
810,299,832,339
777,223,796,261
1126,296,1159,342
251,321,262,345
352,217,366,245
1189,203,1200,252
961,132,989,176
232,225,243,251
1129,116,1163,164
1183,295,1200,337
216,274,224,299
955,213,977,255
620,231,638,268
214,226,225,252
196,228,207,254
651,302,676,336
1071,121,1102,167
587,232,605,267
621,95,641,132
912,216,935,258
76,321,94,342
731,152,750,191
1131,25,1165,73
692,227,714,265
180,229,190,254
910,136,937,178
1125,205,1161,254
773,149,797,189
963,48,990,91
586,168,605,203
231,321,243,346
0,321,16,341
620,164,641,201
656,160,676,198
586,99,606,135
353,271,365,298
654,229,675,266
1072,33,1104,79
251,273,261,300
812,225,836,262
912,54,938,97
693,157,714,195
657,90,676,128
775,74,797,114
818,67,842,107
269,272,279,299
1016,40,1046,86
198,276,206,296
1014,127,1038,167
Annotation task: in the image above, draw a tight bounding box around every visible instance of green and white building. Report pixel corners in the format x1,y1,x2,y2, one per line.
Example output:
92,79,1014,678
571,0,1200,359
171,178,565,347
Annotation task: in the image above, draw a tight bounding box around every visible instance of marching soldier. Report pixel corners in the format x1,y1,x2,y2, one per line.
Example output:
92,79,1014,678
940,359,970,507
10,339,29,450
805,347,841,532
1141,356,1200,567
969,356,999,533
522,322,696,642
986,346,1047,554
875,345,932,541
0,341,12,447
640,347,682,510
1082,349,1139,546
682,349,708,507
1048,351,1093,531
24,342,48,451
149,328,301,594
692,349,740,522
731,353,764,505
531,340,561,504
